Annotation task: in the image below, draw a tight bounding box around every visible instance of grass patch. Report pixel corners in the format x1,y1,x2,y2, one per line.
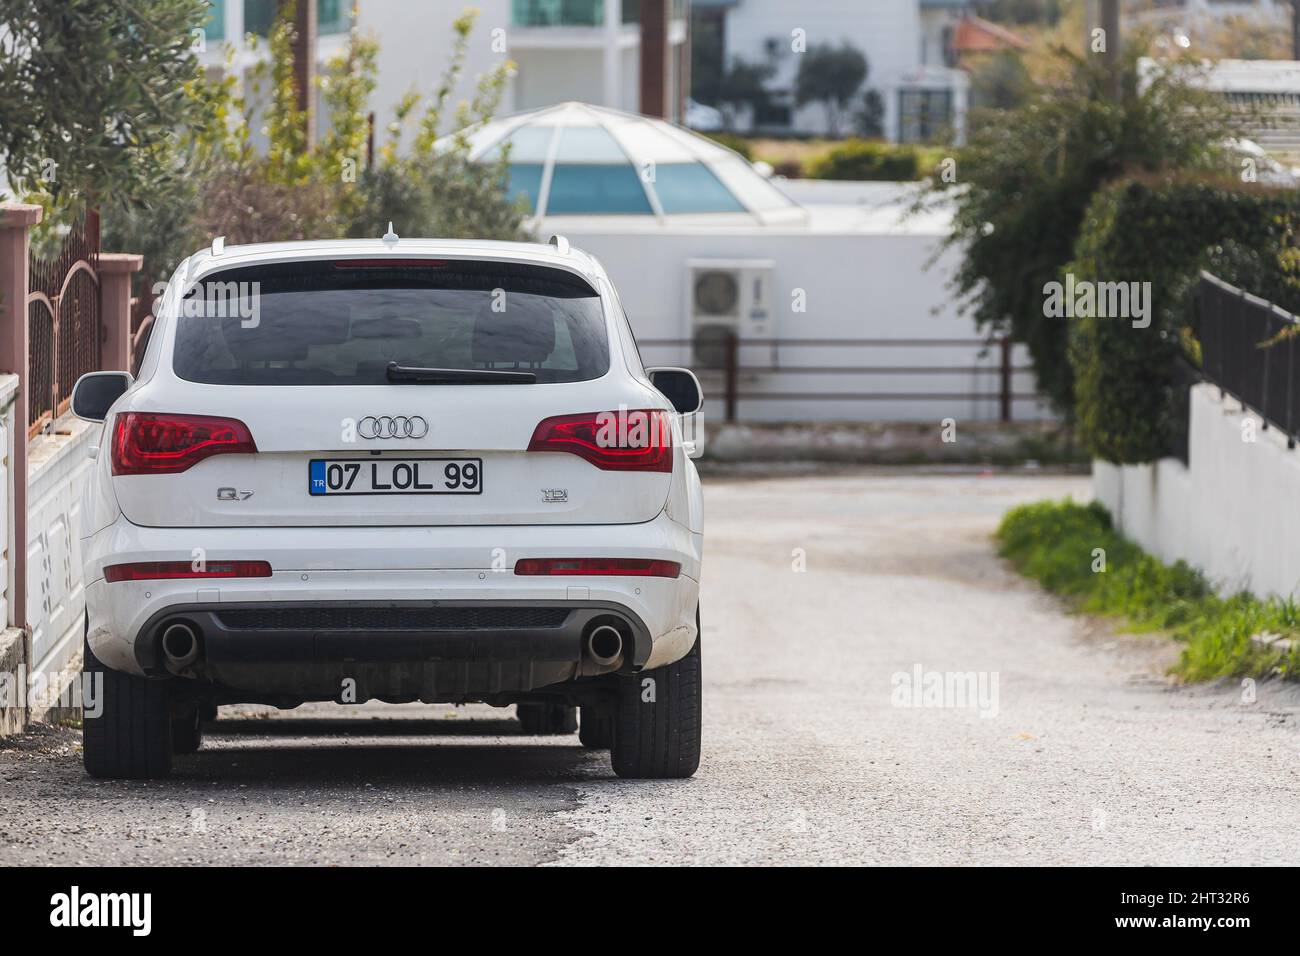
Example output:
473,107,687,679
996,499,1300,682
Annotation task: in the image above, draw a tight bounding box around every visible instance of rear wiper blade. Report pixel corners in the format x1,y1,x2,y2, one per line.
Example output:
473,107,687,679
385,362,537,384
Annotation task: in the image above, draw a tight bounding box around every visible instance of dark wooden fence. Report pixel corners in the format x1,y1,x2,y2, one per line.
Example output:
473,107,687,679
26,210,101,437
638,332,1040,422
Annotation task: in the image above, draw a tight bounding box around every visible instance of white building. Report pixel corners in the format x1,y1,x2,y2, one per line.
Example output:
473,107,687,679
695,0,975,143
1141,56,1300,160
458,102,1047,423
1126,0,1289,34
198,0,690,141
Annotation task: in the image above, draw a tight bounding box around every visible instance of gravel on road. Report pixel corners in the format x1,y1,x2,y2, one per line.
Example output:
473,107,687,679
3,471,1297,866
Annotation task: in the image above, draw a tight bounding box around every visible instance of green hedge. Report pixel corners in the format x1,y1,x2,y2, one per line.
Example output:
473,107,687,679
805,140,922,181
996,499,1300,682
1068,175,1300,463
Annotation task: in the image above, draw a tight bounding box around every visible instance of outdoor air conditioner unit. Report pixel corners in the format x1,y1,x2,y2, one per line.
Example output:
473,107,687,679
686,259,776,370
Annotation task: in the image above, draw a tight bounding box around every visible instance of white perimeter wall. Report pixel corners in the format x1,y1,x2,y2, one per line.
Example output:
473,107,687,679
562,224,1049,423
0,374,16,629
26,416,96,682
1095,383,1300,599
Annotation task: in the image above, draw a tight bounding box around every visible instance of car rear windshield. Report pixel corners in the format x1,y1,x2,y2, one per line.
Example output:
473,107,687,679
172,259,610,385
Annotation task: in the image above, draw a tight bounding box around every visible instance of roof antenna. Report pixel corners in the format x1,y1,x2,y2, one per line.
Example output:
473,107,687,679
381,222,399,246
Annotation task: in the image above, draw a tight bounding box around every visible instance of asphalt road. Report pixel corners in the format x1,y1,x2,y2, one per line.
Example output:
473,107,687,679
4,470,1299,866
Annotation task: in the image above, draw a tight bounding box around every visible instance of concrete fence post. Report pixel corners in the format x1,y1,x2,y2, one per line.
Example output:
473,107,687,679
999,335,1013,423
98,253,143,373
0,203,42,640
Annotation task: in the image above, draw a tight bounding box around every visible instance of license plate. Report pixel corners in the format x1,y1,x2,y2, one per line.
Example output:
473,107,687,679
309,458,482,496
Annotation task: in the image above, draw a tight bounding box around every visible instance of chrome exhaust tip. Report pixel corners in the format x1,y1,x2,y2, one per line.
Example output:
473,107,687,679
585,623,624,667
160,622,200,669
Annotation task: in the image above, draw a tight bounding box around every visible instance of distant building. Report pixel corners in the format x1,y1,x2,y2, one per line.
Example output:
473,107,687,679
693,0,1025,144
1142,56,1300,161
1126,0,1289,36
197,0,690,148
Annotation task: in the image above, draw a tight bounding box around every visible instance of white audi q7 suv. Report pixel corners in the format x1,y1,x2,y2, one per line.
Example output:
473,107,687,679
71,235,704,781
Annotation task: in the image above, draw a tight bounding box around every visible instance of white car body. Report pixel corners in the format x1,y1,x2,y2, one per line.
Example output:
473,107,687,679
77,237,703,718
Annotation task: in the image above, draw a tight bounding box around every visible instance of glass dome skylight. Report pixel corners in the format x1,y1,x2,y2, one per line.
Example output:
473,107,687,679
459,102,807,224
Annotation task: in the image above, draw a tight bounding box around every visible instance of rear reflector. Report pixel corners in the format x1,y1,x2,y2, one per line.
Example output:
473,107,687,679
104,560,272,583
514,558,681,578
527,409,672,472
112,412,257,476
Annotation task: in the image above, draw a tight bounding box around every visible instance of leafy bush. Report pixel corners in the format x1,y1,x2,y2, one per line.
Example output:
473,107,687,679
98,5,526,294
996,499,1300,681
933,46,1231,415
806,140,921,181
0,0,211,211
1068,175,1300,463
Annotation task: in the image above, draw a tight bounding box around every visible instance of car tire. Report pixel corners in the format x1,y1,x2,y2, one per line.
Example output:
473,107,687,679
517,702,578,735
171,707,203,755
578,707,614,749
610,608,701,779
82,637,173,779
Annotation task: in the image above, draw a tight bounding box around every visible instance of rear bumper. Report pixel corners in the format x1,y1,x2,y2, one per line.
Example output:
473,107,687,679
133,600,654,704
83,511,702,694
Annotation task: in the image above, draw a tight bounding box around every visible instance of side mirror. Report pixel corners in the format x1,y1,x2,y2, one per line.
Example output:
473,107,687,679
647,367,703,414
71,371,133,423
647,367,705,459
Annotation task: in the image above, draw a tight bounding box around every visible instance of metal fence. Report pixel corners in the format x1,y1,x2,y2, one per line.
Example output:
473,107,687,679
1197,271,1300,449
129,268,157,377
26,210,100,436
637,333,1041,422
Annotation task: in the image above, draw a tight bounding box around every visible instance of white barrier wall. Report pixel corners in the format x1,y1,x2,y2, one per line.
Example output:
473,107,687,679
562,223,1051,423
0,374,16,627
26,416,96,683
1094,383,1300,599
0,375,22,734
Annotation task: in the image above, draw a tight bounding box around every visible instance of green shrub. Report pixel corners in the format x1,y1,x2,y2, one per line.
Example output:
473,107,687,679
806,140,921,181
996,499,1300,681
704,132,754,161
932,47,1231,417
1068,175,1300,463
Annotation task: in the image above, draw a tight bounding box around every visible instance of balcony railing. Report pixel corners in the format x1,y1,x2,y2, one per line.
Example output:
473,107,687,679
512,0,605,27
507,0,688,28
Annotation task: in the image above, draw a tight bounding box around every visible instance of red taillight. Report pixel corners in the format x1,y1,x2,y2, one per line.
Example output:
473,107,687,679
104,560,272,583
527,409,672,472
514,558,681,578
112,412,257,476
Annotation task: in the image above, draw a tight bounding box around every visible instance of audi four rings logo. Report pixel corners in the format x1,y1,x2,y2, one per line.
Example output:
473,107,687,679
358,415,429,439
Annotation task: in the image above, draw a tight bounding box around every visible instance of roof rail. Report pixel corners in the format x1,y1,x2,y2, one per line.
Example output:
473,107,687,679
548,234,570,255
211,235,226,257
